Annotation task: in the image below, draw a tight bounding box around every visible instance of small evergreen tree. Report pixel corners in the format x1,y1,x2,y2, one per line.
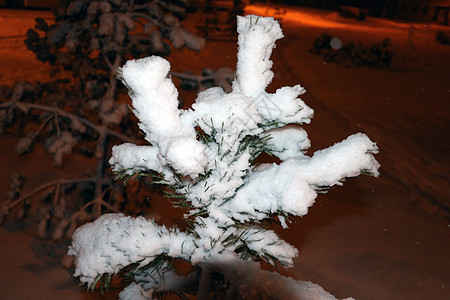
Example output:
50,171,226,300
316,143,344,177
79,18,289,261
68,15,380,299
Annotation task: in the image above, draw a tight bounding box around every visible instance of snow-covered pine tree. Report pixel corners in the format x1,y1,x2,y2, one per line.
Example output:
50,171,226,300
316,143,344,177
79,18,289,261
69,15,379,299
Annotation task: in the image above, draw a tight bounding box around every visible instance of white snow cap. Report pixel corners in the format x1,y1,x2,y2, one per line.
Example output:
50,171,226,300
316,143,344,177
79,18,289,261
268,126,311,160
163,135,208,178
233,15,284,98
296,133,380,186
118,56,208,178
215,259,355,300
119,56,188,139
68,214,194,286
221,133,379,222
232,15,314,125
109,143,163,175
259,85,314,125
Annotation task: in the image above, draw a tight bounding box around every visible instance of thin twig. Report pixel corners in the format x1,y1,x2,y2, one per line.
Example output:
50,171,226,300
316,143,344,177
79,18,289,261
173,290,189,300
94,132,108,217
101,52,114,72
1,101,135,143
9,177,97,210
131,13,169,30
71,187,120,222
35,114,53,137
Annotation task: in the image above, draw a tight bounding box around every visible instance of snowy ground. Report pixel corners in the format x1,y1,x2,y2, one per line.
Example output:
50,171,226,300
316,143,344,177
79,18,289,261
0,3,449,300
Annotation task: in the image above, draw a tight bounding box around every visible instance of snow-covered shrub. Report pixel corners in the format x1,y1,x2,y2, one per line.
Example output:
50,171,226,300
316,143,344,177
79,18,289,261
312,33,394,68
0,0,214,240
69,15,379,299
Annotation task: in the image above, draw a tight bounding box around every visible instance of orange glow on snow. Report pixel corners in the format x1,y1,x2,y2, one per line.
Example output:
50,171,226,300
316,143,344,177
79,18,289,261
245,4,353,29
244,4,431,37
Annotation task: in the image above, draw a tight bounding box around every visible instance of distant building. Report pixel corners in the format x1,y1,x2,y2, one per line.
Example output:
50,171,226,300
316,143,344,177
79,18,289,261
291,0,449,25
383,0,449,25
191,0,249,9
1,0,57,9
2,0,448,25
250,0,448,25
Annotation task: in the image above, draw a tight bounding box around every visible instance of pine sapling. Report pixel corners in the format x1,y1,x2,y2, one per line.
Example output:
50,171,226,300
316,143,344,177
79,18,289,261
69,15,379,299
